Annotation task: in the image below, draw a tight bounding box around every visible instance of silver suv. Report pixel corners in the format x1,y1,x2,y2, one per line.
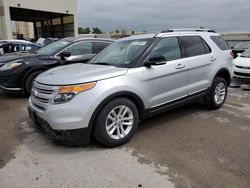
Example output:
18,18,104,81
28,29,233,147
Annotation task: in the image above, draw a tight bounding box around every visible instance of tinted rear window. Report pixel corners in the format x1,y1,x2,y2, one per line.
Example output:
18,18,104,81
181,36,211,58
210,36,229,51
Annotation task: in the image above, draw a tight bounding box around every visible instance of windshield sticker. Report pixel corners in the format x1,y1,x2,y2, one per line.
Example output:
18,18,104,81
131,41,147,46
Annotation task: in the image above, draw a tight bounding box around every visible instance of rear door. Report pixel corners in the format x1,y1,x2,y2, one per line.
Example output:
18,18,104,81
179,35,213,95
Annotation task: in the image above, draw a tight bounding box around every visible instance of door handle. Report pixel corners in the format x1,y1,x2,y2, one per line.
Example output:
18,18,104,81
210,57,216,62
175,64,185,70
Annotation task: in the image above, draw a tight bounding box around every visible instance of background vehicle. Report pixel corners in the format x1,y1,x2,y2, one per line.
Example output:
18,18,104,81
231,41,250,58
233,49,250,84
0,40,40,55
28,29,233,147
36,38,59,47
0,37,113,94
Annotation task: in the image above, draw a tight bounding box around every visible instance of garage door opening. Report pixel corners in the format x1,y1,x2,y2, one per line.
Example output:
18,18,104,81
10,7,75,40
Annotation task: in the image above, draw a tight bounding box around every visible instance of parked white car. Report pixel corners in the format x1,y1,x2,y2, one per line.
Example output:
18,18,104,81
233,49,250,84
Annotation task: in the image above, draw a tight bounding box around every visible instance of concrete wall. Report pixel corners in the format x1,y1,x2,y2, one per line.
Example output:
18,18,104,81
0,0,12,39
222,33,250,41
4,0,76,14
0,0,77,39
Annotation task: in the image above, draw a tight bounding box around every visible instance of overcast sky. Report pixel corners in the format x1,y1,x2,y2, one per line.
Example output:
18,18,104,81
77,0,250,33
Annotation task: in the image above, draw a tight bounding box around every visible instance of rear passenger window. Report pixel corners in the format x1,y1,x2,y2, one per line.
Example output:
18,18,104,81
210,36,229,51
64,42,92,55
181,36,211,58
202,39,211,54
150,37,182,61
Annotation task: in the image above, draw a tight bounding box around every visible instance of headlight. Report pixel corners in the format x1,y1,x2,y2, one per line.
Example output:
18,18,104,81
0,60,23,71
52,82,96,104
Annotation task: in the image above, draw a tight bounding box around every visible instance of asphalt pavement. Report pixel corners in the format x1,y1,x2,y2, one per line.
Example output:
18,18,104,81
0,88,250,188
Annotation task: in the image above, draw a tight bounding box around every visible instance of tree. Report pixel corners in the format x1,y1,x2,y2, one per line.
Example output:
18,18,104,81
83,27,91,34
115,30,120,34
78,27,91,34
92,27,103,34
78,27,84,34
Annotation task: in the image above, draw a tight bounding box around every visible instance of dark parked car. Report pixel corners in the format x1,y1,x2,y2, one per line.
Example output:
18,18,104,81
0,40,40,55
0,37,113,95
231,41,250,58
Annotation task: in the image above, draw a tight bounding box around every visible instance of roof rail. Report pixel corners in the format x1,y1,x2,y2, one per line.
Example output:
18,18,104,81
161,28,216,33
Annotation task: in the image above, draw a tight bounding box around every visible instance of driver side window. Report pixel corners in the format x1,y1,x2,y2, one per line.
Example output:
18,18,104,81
150,37,181,61
63,42,92,56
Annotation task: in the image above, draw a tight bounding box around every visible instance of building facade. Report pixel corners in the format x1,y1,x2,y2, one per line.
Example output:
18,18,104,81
0,0,77,40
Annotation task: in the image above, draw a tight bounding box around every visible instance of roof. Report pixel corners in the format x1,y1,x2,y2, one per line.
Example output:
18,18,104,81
0,40,32,44
157,31,220,38
118,34,157,41
117,28,220,41
61,37,114,43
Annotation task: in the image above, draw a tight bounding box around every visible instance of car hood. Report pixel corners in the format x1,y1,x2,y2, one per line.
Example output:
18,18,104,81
234,57,250,66
36,63,128,85
0,52,39,63
0,52,56,64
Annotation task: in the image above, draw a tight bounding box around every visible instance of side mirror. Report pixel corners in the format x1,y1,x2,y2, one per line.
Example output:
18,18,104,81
60,52,71,60
144,55,166,67
237,53,242,57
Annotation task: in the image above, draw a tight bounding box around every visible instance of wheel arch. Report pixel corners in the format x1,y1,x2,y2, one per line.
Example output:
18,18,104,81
22,67,47,87
88,91,146,136
214,68,231,87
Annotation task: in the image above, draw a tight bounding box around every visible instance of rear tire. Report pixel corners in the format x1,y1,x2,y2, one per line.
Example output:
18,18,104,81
94,98,139,147
205,77,228,110
24,71,43,95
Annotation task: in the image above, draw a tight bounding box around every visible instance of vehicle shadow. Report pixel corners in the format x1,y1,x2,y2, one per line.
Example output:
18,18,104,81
137,101,209,132
23,101,210,155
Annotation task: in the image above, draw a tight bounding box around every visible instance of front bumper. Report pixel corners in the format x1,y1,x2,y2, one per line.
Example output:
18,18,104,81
28,90,99,145
0,71,24,93
28,106,92,145
233,65,250,84
232,76,250,85
0,84,23,93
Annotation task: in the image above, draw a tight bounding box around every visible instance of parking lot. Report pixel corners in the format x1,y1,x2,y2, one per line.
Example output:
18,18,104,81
0,87,250,188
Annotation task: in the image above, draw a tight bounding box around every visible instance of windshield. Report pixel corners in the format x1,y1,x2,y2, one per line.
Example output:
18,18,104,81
241,49,250,58
234,42,250,49
90,39,153,67
36,40,71,55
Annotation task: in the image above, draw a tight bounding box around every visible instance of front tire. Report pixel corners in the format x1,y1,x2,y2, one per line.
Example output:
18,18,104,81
94,98,139,147
25,71,43,95
205,77,228,109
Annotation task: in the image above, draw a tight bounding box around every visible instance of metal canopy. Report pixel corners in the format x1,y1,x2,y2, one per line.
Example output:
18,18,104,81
10,7,71,22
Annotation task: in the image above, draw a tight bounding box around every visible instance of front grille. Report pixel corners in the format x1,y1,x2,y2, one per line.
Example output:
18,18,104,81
235,65,250,70
31,81,58,109
33,85,54,94
234,71,250,78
